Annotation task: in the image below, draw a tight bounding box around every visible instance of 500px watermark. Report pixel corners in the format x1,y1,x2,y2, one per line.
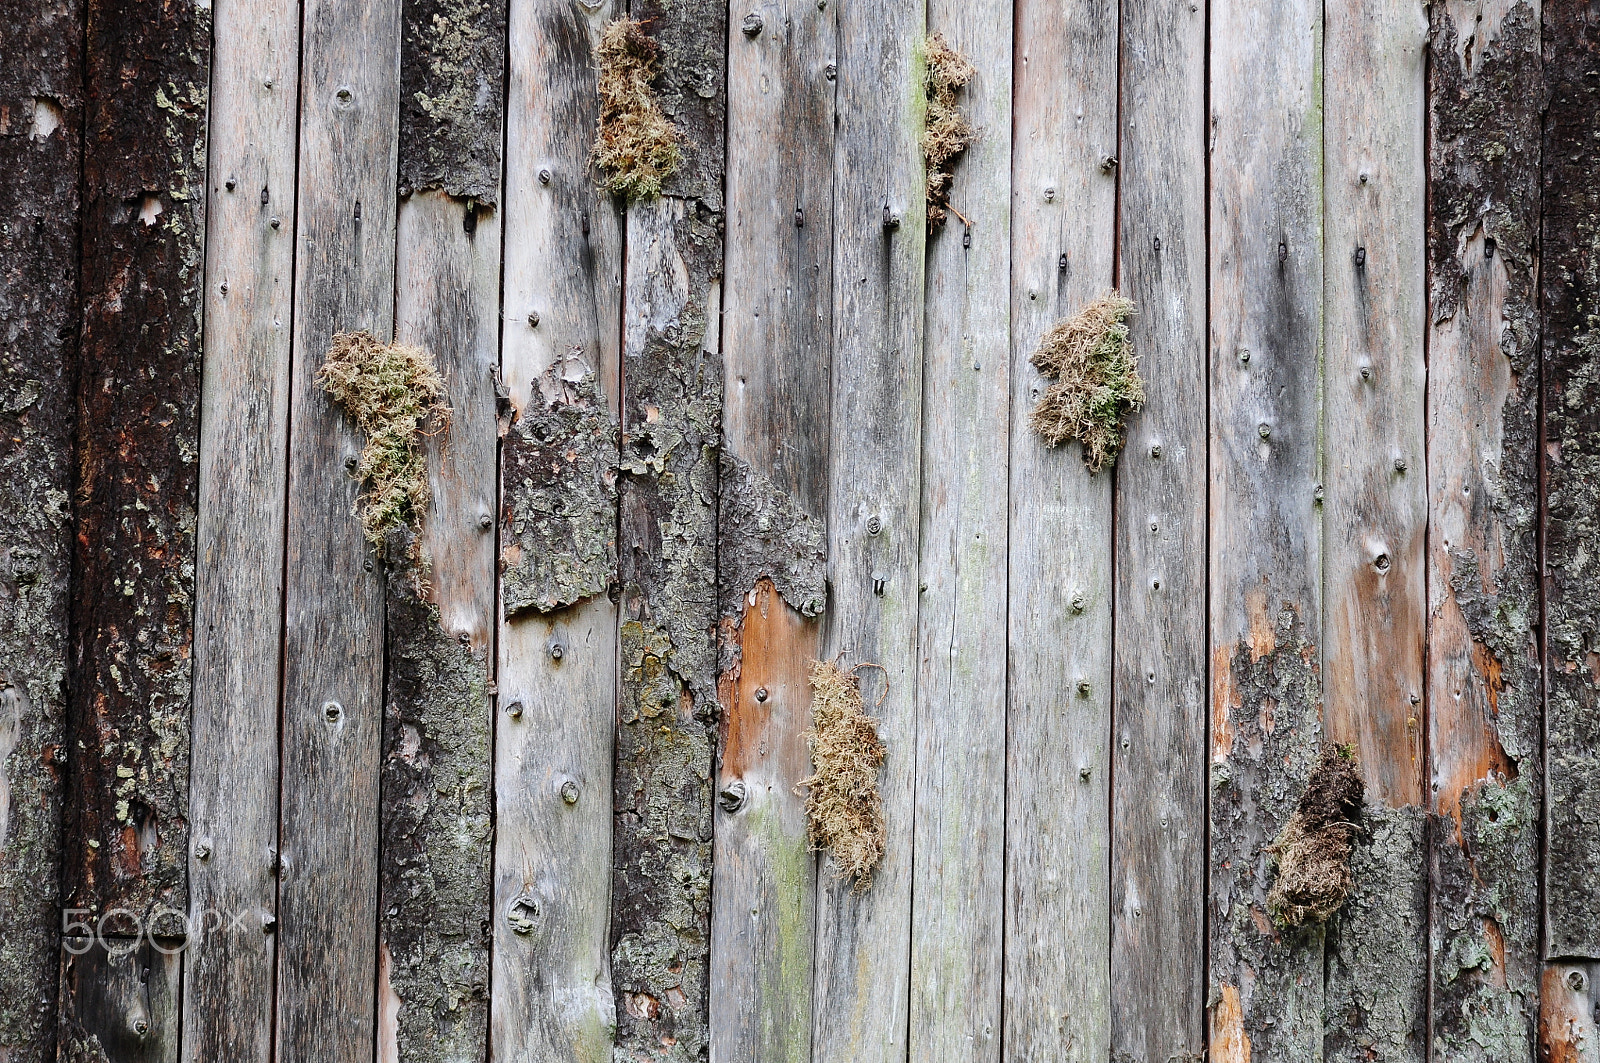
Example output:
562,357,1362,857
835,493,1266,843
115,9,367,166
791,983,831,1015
62,907,271,955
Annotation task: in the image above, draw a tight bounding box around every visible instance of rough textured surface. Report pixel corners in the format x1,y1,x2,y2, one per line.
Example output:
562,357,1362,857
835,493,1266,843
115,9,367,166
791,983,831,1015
399,0,504,203
1543,0,1600,962
501,360,618,615
715,452,825,632
0,0,80,1056
1266,745,1364,929
65,0,210,927
57,942,181,1062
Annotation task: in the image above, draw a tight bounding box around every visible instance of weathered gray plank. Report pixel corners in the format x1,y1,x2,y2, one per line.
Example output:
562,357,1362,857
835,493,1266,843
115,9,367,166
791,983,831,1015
710,0,835,1057
909,8,1010,1062
1544,0,1600,964
1320,2,1429,1058
1426,1,1543,1057
809,0,925,1056
1109,0,1206,1056
0,1,80,1056
181,0,299,1055
490,0,622,1058
59,942,181,1062
1003,0,1118,1057
1207,0,1326,1056
275,0,402,1053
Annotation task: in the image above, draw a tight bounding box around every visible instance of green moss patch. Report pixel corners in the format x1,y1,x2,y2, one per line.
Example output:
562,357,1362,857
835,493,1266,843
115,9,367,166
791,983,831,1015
592,17,682,201
1028,292,1145,472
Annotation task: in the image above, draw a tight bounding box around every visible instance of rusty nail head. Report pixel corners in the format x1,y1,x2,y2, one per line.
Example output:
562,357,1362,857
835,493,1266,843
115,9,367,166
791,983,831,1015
133,1017,149,1036
1077,678,1091,696
825,63,836,80
345,454,359,471
1239,348,1251,363
1079,766,1092,781
548,637,564,660
1359,171,1370,184
560,780,579,804
719,780,747,813
225,176,237,191
1150,442,1163,459
337,87,352,101
754,687,769,702
742,11,763,35
1375,552,1391,573
479,512,493,530
528,310,540,328
1070,593,1085,613
506,700,524,719
1360,364,1372,380
1101,155,1118,171
1355,246,1367,266
1044,186,1056,201
1258,422,1271,440
866,514,883,535
1569,970,1586,992
538,168,551,185
194,839,212,861
323,701,342,722
270,216,281,229
1394,457,1408,472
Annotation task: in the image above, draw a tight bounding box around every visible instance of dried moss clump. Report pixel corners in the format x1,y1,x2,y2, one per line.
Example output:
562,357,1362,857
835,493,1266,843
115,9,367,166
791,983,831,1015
318,330,450,553
923,33,977,230
1267,744,1365,928
592,17,682,201
1029,293,1145,472
802,659,887,890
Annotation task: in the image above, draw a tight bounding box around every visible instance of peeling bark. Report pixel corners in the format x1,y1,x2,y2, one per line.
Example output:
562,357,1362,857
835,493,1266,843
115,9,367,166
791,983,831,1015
65,0,210,927
398,0,505,203
716,452,825,634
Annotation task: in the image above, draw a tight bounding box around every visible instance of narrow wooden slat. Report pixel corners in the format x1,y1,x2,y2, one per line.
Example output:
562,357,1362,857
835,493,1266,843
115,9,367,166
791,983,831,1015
1207,0,1325,1055
275,0,402,1052
67,0,211,926
710,0,835,1057
490,0,622,1057
1003,0,1118,1057
1425,2,1543,1056
1543,0,1600,963
1109,0,1206,1055
810,0,925,1056
1540,962,1600,1062
59,942,182,1061
182,0,299,1055
909,6,1011,1060
0,2,81,1056
1320,2,1429,1058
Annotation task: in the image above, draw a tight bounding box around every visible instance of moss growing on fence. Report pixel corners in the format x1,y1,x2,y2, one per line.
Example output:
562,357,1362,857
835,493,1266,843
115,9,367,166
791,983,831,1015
592,17,682,201
922,33,977,230
802,659,887,890
1268,744,1365,928
1029,293,1144,472
319,330,450,555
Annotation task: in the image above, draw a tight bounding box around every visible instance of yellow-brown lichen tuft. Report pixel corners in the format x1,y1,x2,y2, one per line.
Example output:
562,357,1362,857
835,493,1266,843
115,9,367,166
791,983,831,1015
592,17,682,202
922,33,977,230
1267,744,1365,928
1029,292,1145,472
318,330,450,556
802,658,887,890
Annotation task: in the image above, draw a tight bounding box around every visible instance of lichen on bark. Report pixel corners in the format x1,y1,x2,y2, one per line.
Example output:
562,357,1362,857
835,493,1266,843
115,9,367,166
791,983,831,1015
398,0,505,203
716,452,825,629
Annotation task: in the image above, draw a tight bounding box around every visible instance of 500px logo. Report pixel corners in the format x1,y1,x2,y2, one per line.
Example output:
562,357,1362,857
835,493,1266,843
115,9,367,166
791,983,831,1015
62,907,272,955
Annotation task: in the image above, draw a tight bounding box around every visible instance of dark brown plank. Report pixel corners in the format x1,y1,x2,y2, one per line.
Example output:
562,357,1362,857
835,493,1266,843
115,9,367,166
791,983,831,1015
66,0,211,926
58,942,181,1062
1426,2,1544,1057
398,0,504,205
0,1,82,1057
610,3,727,1058
1544,0,1600,964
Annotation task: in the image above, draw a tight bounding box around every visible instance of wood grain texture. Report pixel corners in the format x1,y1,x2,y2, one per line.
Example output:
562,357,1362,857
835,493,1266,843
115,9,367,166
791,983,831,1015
1540,962,1600,1063
66,0,211,925
0,1,81,1056
1109,0,1206,1057
274,0,401,1053
58,942,181,1062
1003,0,1118,1058
377,189,500,1063
1207,0,1326,1056
810,0,925,1058
1543,0,1600,963
1426,2,1543,1057
181,0,299,1054
1320,2,1429,1058
710,0,835,1057
910,5,1011,1060
491,0,622,1058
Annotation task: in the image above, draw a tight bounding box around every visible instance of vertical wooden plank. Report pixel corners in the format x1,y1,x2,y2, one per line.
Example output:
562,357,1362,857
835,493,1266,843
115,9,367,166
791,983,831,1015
376,0,506,1056
710,0,835,1058
59,943,182,1062
0,1,81,1056
182,0,299,1055
1320,2,1429,1059
1540,963,1600,1063
1003,0,1118,1058
1426,2,1543,1057
1207,0,1325,1056
1543,0,1600,963
275,0,401,1052
67,0,210,927
810,0,925,1057
610,2,727,1056
1110,0,1207,1056
909,5,1010,1061
490,0,622,1057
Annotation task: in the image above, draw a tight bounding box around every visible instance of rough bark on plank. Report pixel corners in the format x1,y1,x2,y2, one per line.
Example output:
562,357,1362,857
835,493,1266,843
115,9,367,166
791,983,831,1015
181,0,300,1054
1208,0,1326,1055
398,0,505,204
1426,3,1543,1057
1543,0,1600,963
710,0,835,1053
274,0,401,1054
1003,0,1117,1058
0,2,81,1057
58,942,181,1063
66,0,210,927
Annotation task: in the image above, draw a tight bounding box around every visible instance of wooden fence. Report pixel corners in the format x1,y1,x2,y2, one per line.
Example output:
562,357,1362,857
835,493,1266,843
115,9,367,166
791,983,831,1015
2,0,1599,1060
